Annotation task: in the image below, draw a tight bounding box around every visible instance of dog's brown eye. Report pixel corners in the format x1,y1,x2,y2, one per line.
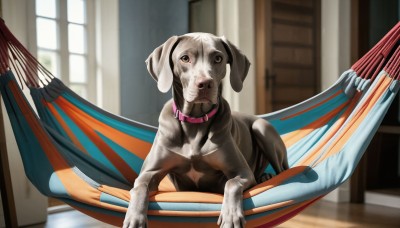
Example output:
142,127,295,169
180,55,190,63
215,55,223,63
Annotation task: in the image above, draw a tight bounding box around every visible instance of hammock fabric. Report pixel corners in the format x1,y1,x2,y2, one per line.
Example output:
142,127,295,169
0,19,400,227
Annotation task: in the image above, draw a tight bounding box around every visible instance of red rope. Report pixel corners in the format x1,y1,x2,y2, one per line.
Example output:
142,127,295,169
384,45,400,80
0,18,54,88
352,22,400,81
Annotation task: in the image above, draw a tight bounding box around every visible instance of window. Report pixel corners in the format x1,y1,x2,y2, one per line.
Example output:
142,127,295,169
34,0,96,102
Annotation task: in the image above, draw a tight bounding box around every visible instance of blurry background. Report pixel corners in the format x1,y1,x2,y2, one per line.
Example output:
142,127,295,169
0,0,399,226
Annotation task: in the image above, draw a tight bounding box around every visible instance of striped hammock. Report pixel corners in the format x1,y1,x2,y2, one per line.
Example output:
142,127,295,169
0,19,399,227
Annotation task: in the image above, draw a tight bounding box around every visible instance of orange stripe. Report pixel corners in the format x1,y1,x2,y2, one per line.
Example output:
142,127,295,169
281,89,344,121
98,185,131,202
245,165,308,198
298,92,362,166
282,99,351,148
56,99,137,183
99,167,309,205
245,200,294,215
158,176,177,192
55,96,152,160
45,101,87,153
148,210,219,217
315,75,392,164
150,191,223,203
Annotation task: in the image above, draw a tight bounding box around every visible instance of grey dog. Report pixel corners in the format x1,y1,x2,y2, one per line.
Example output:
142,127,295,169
123,33,288,228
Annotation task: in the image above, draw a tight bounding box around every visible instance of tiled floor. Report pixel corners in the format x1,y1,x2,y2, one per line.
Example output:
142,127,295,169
26,200,400,228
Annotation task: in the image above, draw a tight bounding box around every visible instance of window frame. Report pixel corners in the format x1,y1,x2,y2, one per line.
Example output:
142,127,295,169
28,0,97,104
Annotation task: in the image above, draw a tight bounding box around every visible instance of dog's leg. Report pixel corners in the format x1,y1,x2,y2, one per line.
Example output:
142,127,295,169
124,168,169,228
123,142,178,228
212,143,256,228
252,118,289,175
124,172,155,228
217,176,249,228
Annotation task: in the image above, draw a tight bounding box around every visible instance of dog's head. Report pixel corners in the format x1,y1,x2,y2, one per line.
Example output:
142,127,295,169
146,33,250,104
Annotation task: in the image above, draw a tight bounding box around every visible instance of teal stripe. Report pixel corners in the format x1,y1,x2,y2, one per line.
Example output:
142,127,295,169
268,89,349,135
97,132,144,174
100,192,128,207
31,90,70,139
51,102,125,180
62,92,156,143
0,72,60,195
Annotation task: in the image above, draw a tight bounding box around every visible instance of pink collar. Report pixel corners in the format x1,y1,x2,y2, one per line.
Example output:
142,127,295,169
172,101,219,124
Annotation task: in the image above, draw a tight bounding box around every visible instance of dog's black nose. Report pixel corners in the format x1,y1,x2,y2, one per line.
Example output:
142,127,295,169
197,78,213,90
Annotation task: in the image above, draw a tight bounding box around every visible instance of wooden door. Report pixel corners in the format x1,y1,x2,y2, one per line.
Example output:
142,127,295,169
255,0,321,113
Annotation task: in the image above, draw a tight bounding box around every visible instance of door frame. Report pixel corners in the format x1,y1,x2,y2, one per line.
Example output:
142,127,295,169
255,0,271,114
349,0,370,203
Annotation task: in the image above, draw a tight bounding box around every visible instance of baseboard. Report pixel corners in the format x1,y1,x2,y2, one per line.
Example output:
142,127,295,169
365,191,400,209
47,204,73,214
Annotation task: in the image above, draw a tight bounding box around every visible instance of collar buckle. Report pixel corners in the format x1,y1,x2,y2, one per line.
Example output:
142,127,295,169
203,114,209,122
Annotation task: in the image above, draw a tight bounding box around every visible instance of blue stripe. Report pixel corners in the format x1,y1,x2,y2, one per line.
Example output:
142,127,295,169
0,72,58,195
62,92,156,143
97,132,144,174
269,89,349,135
51,102,125,179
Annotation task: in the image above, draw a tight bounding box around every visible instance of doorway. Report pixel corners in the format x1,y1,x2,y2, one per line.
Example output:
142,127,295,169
255,0,321,114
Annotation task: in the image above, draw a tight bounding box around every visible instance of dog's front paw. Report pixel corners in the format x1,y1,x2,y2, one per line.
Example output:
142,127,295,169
123,211,147,228
217,207,246,228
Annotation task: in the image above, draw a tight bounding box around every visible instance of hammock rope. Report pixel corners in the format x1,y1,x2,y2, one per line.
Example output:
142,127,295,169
0,18,399,227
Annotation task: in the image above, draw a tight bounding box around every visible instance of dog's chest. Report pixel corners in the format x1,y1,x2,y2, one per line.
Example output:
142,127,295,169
175,146,221,186
185,164,204,187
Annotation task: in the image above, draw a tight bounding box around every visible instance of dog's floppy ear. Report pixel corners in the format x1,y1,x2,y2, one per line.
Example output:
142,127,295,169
221,37,251,92
146,36,179,93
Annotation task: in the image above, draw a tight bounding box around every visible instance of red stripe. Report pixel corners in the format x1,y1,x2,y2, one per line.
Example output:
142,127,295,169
257,197,322,228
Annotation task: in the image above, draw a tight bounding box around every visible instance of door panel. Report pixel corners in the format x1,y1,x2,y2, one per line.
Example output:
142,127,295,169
272,24,313,45
273,47,314,66
274,68,315,86
255,0,320,113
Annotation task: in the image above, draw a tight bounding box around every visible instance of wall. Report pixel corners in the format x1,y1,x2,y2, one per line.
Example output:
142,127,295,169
216,0,256,114
321,0,351,91
119,0,189,126
321,0,352,202
96,0,120,115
